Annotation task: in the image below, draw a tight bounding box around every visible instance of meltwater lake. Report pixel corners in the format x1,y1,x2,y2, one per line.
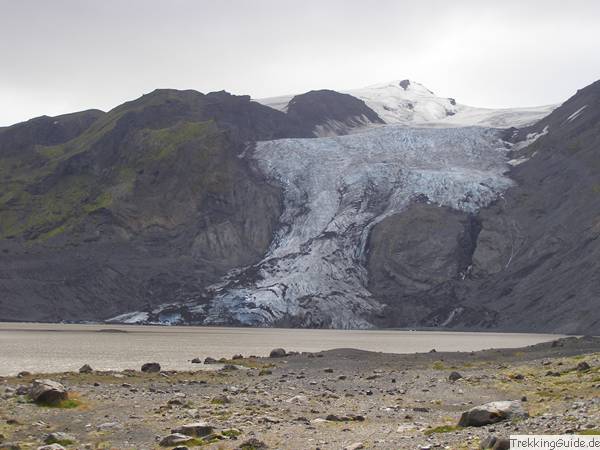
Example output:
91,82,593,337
0,322,563,376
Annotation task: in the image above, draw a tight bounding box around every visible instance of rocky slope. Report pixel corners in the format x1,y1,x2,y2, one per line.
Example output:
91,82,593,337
1,79,598,333
368,80,600,334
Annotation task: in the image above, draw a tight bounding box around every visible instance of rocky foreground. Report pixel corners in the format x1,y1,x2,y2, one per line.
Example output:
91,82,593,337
1,336,600,450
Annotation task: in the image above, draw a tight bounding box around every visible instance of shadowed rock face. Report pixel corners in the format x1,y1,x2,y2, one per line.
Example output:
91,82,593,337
389,80,600,334
286,89,384,136
452,80,600,333
367,204,481,327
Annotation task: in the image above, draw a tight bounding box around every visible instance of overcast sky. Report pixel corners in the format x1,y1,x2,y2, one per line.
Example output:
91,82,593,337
1,0,599,126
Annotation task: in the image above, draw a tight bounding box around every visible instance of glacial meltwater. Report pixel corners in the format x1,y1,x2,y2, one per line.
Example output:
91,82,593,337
0,323,563,376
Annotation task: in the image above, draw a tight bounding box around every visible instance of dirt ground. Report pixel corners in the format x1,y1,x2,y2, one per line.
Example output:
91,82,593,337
1,336,600,450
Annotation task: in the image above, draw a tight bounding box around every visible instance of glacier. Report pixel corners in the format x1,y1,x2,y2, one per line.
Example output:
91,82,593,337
174,125,512,328
111,125,515,328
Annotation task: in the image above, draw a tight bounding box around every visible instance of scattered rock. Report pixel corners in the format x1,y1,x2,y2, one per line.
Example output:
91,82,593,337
204,357,217,364
324,368,334,373
78,364,93,374
448,371,463,381
17,371,31,378
37,445,66,450
269,348,287,358
141,362,161,373
459,400,528,427
171,422,214,437
191,358,202,364
29,379,68,405
232,354,243,360
159,434,193,446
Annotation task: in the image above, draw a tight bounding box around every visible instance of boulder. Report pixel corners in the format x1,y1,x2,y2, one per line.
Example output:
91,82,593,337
78,364,93,374
577,361,591,371
29,379,68,405
141,362,161,373
191,358,202,364
269,348,286,358
171,422,214,437
232,354,243,360
159,434,193,446
458,400,528,427
203,357,217,364
448,371,463,381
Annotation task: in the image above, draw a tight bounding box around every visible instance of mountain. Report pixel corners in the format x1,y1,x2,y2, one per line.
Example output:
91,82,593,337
259,79,556,128
1,79,598,334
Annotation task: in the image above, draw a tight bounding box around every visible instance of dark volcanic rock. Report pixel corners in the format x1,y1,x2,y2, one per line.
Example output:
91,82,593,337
141,362,161,373
286,89,384,136
269,348,287,358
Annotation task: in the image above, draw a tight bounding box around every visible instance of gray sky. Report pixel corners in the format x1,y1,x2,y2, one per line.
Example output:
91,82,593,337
1,0,599,126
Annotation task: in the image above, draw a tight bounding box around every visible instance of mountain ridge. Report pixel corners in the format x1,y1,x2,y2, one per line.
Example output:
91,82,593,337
1,79,598,333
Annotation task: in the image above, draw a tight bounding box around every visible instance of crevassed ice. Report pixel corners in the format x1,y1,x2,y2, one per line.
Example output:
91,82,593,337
201,125,513,328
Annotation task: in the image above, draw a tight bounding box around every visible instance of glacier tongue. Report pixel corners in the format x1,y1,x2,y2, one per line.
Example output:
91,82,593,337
200,125,513,328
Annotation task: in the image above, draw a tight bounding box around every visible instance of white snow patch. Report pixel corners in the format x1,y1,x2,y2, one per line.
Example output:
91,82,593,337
566,105,588,123
106,311,149,324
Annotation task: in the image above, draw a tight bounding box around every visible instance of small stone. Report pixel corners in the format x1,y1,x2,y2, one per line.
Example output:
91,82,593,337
211,394,230,404
324,368,334,373
449,371,463,381
17,371,31,378
78,364,93,374
141,362,161,373
96,422,122,431
191,358,202,364
171,422,214,437
29,379,68,405
344,443,364,450
159,434,193,446
269,348,286,358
